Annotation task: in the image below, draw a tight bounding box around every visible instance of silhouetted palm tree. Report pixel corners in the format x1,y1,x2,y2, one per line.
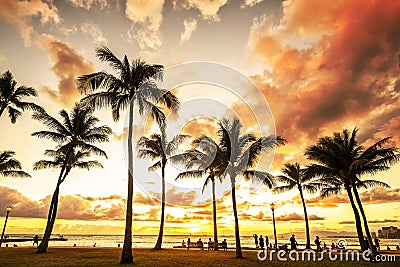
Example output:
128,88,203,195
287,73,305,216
176,135,227,250
137,126,189,250
274,163,319,249
0,70,43,123
0,151,30,178
305,128,399,254
218,117,285,258
77,46,179,263
32,103,111,253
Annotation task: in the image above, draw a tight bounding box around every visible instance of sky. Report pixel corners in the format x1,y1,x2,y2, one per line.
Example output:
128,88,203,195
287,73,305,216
0,0,400,239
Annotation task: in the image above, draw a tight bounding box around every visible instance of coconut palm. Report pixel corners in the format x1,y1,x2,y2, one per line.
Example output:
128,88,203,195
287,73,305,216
176,135,227,250
0,151,31,178
0,70,43,123
32,103,111,253
77,46,179,263
218,117,285,258
137,127,189,250
305,128,399,253
274,163,319,249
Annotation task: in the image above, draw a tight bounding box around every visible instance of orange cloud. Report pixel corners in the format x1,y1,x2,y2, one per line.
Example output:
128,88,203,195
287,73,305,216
38,34,94,106
0,0,60,45
245,0,400,165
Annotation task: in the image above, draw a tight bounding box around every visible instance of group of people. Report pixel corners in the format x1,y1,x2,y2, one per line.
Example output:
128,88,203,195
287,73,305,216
252,234,271,250
183,237,227,251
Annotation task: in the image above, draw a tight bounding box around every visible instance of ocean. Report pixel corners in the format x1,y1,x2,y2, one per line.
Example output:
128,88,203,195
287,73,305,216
3,234,400,249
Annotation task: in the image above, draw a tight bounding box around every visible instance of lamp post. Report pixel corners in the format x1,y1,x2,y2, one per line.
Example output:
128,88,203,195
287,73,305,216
270,203,278,252
0,206,12,247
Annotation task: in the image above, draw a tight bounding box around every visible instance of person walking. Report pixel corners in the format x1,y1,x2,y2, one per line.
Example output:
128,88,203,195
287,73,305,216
33,235,39,247
253,234,259,248
259,235,265,250
290,234,297,250
315,236,322,252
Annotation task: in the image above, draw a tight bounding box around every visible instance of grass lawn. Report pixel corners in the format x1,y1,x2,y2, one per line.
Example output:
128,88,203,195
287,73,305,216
0,247,398,267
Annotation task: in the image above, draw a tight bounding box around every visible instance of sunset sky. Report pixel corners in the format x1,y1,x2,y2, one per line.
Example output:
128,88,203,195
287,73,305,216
0,0,400,239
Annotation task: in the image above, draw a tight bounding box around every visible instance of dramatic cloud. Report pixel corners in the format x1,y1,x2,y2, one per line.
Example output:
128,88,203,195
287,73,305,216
173,0,228,21
288,187,400,208
241,0,264,8
277,212,324,222
340,219,398,224
166,187,198,206
0,0,60,45
359,187,400,204
67,0,108,9
245,0,400,167
0,186,125,220
81,22,108,44
180,18,198,45
38,34,94,105
126,0,165,49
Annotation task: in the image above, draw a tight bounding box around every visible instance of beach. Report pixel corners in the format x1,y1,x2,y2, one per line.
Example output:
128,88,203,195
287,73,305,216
0,247,399,267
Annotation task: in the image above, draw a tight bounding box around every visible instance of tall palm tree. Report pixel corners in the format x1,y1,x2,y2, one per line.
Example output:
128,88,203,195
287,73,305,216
0,70,43,123
274,163,319,249
32,103,111,253
137,127,189,250
176,135,227,250
77,46,179,263
218,117,285,258
305,128,399,253
0,151,31,178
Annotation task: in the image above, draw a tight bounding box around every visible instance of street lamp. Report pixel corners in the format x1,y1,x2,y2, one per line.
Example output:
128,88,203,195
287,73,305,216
270,203,278,252
0,206,12,247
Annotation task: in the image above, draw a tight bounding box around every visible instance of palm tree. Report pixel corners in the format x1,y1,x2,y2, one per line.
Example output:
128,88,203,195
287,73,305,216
176,135,227,250
218,117,285,258
77,46,179,263
305,128,399,253
0,151,31,178
137,127,189,250
32,103,111,253
0,70,43,123
274,163,319,249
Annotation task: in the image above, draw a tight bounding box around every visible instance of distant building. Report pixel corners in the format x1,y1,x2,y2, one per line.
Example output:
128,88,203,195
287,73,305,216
377,226,400,239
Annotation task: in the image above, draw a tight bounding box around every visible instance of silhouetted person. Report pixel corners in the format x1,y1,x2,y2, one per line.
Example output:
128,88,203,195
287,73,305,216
265,236,269,251
93,243,96,247
364,238,370,250
259,235,265,250
187,238,191,250
221,239,227,251
253,234,259,248
315,236,322,252
387,246,390,250
374,237,380,250
197,238,204,250
396,245,399,250
73,244,77,247
182,239,186,248
208,238,214,250
269,243,273,250
323,242,327,250
33,235,39,247
290,234,297,250
331,242,336,250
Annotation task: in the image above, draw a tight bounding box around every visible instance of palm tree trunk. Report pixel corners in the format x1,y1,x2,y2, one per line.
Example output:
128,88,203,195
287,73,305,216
120,100,134,263
154,163,166,250
231,177,243,258
37,181,62,253
0,103,6,117
212,178,218,251
299,188,311,249
352,185,376,254
346,187,366,250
